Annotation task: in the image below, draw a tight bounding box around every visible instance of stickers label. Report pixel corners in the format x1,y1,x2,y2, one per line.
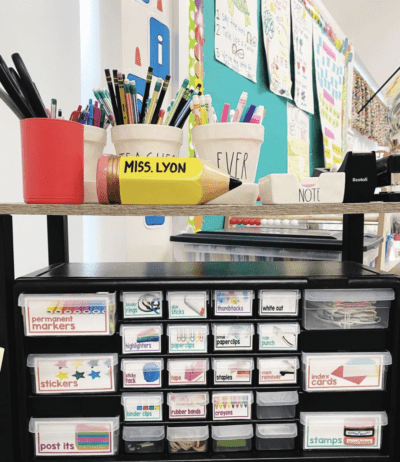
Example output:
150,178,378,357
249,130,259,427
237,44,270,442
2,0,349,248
214,324,253,351
259,358,298,384
168,360,207,386
33,355,116,394
34,420,115,455
214,290,253,316
24,297,112,336
123,292,162,318
304,354,385,391
168,325,208,353
304,418,382,449
259,291,299,316
122,325,162,354
213,392,252,420
213,360,252,384
123,360,162,388
168,393,207,419
124,396,162,421
169,292,207,319
259,324,299,350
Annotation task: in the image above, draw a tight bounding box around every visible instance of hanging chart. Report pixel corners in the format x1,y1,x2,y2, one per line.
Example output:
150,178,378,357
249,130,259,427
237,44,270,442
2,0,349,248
287,102,310,180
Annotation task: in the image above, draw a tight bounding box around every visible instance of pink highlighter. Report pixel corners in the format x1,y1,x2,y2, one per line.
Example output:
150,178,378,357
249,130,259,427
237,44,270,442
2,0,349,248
221,103,230,123
250,105,265,124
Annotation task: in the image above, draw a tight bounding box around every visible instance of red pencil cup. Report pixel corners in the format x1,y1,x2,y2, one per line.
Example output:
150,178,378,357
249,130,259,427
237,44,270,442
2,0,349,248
20,118,84,204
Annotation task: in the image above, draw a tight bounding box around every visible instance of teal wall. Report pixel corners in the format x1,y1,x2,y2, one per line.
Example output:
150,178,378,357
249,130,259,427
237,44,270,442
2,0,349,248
201,0,324,230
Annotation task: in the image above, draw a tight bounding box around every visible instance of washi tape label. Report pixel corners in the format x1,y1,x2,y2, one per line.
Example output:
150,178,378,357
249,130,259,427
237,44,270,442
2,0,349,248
213,359,252,384
214,290,253,316
24,297,112,336
122,325,162,354
213,324,253,351
259,323,299,350
213,392,252,420
168,325,208,353
168,292,207,319
124,396,162,421
33,355,116,394
168,393,207,419
33,420,115,455
304,354,385,391
304,417,382,449
259,358,298,384
168,360,207,386
123,359,162,388
259,291,299,316
123,292,162,318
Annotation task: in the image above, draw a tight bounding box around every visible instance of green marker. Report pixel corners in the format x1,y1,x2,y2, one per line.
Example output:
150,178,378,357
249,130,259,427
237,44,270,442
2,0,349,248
165,78,189,125
145,78,163,124
130,82,139,123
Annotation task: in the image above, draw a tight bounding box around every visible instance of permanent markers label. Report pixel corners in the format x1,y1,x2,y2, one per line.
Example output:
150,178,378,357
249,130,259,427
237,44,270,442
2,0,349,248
121,325,162,354
168,292,207,319
33,355,116,394
213,324,253,351
168,360,207,386
214,291,253,316
213,359,253,384
33,420,115,456
124,396,162,421
122,360,162,388
123,292,162,319
304,354,385,391
168,325,208,353
259,358,298,384
213,392,252,420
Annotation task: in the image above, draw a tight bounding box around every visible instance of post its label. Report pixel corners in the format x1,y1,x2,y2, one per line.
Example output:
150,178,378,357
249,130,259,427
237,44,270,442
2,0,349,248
214,290,253,316
123,292,162,318
33,355,116,394
168,292,207,319
123,359,162,388
304,354,385,391
168,325,208,353
124,397,162,421
33,420,115,456
122,325,162,354
213,392,252,420
259,358,298,384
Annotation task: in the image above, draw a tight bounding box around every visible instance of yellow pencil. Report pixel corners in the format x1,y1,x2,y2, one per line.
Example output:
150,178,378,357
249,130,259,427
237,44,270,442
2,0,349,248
118,73,128,124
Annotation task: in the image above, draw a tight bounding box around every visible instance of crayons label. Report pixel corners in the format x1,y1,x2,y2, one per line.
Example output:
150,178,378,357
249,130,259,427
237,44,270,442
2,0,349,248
122,325,162,354
303,416,382,449
168,325,208,353
259,324,299,351
23,296,113,336
168,292,208,319
259,291,299,316
32,355,116,394
33,420,115,456
258,358,298,384
168,360,207,386
213,392,252,420
213,324,253,351
304,354,385,392
213,359,253,384
214,290,253,316
122,359,162,388
124,396,163,421
168,393,207,419
123,292,162,319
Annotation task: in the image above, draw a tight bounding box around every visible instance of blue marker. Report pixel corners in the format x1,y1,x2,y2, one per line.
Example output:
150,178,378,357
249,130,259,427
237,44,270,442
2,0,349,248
243,105,256,123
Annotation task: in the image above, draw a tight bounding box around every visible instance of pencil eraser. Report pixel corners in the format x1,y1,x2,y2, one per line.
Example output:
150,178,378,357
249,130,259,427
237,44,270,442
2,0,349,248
97,155,109,204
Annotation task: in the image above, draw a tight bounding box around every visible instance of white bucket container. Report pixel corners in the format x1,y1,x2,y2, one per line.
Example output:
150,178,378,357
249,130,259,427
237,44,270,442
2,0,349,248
191,123,265,183
111,124,183,158
84,125,107,203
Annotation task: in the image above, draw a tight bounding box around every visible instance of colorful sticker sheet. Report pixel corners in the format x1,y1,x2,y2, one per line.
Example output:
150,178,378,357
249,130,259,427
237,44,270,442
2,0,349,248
262,0,292,99
291,0,314,114
215,0,259,83
287,102,310,180
313,23,344,168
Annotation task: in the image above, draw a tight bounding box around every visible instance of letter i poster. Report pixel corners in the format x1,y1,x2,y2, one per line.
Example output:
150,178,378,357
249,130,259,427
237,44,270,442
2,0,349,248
313,23,344,168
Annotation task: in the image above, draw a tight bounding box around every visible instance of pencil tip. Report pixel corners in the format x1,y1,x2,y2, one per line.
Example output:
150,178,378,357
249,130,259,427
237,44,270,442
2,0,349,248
229,177,242,191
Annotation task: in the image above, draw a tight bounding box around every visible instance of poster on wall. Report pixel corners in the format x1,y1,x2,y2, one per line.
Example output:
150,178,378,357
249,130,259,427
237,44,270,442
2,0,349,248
287,102,310,180
214,0,259,83
291,0,314,114
261,0,292,99
313,22,344,168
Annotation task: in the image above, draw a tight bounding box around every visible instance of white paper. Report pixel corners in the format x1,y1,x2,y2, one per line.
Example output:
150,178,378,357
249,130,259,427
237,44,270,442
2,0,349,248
262,0,292,98
287,102,310,180
291,0,314,113
313,23,345,168
215,0,259,82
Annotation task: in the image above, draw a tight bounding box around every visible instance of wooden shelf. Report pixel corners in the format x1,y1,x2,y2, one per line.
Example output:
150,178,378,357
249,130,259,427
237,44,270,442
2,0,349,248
0,202,400,217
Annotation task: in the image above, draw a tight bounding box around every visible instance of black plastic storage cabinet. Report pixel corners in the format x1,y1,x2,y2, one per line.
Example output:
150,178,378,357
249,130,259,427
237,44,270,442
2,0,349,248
13,261,400,461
